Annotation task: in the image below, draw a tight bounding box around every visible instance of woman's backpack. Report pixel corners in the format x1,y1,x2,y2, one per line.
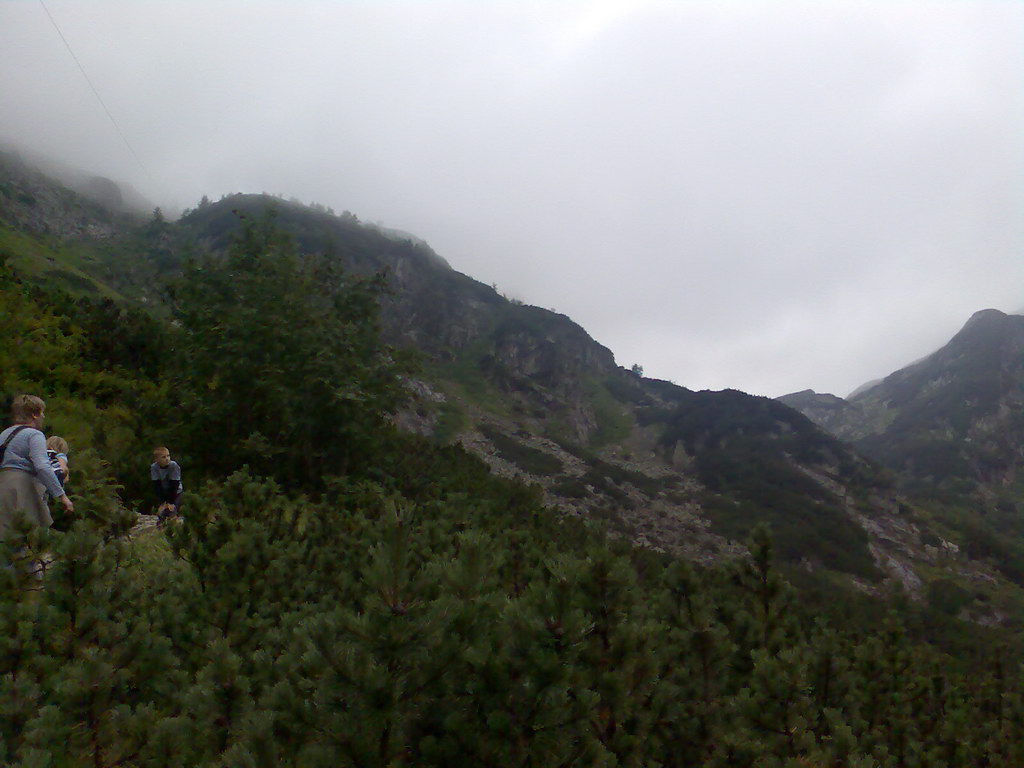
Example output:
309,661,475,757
0,426,29,464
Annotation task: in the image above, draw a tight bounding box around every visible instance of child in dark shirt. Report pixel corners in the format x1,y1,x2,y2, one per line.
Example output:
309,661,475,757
151,446,184,523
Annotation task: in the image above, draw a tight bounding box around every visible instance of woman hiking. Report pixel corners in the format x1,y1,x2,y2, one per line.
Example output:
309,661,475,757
0,395,74,544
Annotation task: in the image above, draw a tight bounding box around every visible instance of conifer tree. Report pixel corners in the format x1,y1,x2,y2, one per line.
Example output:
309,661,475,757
169,211,407,488
282,499,456,766
723,526,799,676
968,649,1024,767
849,617,931,767
576,544,660,765
6,522,179,767
713,645,820,766
472,553,607,767
649,558,732,766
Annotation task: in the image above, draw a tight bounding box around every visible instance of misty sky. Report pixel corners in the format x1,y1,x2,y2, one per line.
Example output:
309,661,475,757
2,0,1022,398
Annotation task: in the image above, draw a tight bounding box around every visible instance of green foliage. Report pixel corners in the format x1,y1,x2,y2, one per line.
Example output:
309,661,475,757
169,211,408,488
941,503,1024,587
442,332,509,413
602,371,650,406
0,254,157,514
661,389,882,579
3,340,1024,767
548,474,591,498
927,578,974,617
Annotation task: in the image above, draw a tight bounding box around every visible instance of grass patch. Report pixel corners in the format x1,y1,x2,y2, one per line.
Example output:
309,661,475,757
45,268,101,294
549,475,591,499
589,505,631,534
601,373,650,406
586,378,634,447
0,225,123,300
432,400,468,444
433,327,516,420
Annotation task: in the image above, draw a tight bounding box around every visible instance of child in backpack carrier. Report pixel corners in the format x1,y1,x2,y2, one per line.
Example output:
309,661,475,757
151,446,184,524
45,436,70,492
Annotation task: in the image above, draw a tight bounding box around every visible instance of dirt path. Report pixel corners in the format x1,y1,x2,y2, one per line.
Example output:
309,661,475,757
130,513,161,536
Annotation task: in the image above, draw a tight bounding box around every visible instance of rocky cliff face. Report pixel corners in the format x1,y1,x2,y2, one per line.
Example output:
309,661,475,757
776,389,864,440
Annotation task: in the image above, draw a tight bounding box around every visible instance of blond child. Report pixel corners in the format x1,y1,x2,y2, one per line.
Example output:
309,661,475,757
46,436,69,490
151,447,184,522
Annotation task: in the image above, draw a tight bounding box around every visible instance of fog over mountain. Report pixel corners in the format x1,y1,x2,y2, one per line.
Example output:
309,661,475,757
2,0,1021,397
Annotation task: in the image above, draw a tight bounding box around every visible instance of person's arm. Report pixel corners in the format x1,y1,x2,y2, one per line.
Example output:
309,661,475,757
29,432,73,511
168,463,182,509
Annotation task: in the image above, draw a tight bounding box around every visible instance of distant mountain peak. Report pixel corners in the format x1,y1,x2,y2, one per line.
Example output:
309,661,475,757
948,307,1024,351
777,389,846,408
961,307,1008,329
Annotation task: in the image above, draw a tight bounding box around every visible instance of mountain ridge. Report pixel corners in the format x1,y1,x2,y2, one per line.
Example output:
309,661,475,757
782,308,1024,489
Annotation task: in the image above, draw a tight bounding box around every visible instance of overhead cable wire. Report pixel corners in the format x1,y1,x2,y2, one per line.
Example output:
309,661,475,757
37,0,154,184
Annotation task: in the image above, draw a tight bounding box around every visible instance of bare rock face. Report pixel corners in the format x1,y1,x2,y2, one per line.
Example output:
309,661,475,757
0,149,159,239
776,390,874,442
0,151,124,238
